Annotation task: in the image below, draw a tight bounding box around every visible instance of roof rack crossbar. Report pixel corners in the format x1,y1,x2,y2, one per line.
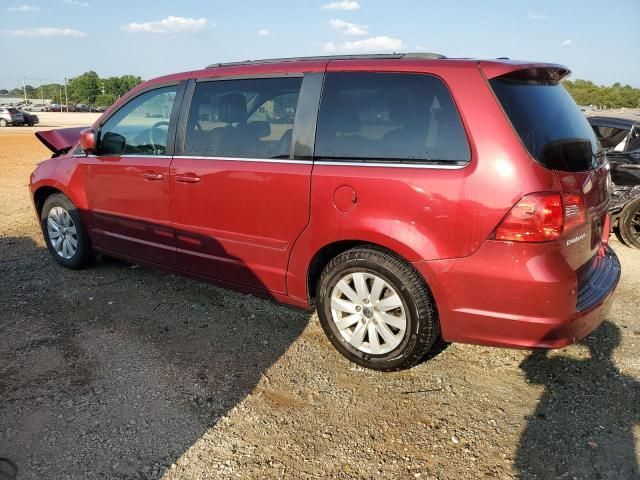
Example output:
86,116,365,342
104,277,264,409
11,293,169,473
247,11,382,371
206,52,446,69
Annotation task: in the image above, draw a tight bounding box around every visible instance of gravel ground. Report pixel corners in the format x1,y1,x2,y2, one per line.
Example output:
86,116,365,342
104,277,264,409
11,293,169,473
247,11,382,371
1,130,639,480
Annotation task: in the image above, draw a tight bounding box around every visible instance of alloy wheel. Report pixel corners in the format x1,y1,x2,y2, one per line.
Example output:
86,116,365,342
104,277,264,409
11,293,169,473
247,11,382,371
330,271,407,355
47,206,78,259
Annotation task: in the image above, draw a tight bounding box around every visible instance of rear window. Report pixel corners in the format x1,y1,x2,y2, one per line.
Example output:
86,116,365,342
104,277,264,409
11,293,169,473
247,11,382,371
315,72,470,164
490,75,603,171
8,108,19,114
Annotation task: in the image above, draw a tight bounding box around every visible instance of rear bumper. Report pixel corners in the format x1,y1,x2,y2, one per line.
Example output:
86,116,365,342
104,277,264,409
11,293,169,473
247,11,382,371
413,242,620,349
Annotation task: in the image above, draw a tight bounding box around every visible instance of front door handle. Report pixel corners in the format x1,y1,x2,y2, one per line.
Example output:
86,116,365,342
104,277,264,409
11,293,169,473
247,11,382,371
141,172,164,181
175,174,201,184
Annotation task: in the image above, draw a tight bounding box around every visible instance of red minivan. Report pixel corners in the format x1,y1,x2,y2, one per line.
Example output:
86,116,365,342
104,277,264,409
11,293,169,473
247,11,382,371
30,53,620,370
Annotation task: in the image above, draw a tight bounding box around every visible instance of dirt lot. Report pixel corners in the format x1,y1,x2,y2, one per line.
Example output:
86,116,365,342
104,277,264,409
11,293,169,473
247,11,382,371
1,126,639,480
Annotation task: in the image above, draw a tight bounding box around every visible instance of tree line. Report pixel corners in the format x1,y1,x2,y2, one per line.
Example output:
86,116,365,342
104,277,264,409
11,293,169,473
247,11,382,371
1,72,639,109
0,71,143,106
561,79,640,109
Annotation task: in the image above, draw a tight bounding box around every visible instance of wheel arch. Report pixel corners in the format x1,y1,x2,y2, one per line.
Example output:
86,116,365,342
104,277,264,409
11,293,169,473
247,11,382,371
305,239,429,303
33,185,65,216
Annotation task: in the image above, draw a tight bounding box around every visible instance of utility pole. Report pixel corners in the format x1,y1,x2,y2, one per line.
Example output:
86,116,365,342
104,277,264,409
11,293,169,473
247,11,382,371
64,77,69,112
41,83,44,106
23,76,27,104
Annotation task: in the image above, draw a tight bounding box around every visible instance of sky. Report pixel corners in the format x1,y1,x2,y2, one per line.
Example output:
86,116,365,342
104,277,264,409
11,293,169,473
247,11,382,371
1,0,639,89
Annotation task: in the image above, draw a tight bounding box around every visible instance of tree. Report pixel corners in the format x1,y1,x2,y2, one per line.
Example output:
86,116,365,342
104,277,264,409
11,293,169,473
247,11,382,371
563,79,640,109
103,75,143,98
95,93,116,106
67,71,101,104
0,89,8,95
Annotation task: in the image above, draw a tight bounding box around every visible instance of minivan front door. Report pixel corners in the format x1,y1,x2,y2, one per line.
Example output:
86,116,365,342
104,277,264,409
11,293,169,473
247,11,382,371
86,84,181,266
170,75,316,294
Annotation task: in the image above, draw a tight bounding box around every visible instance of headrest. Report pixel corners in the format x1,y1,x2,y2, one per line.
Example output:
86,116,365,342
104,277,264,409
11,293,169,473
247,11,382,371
247,120,271,138
332,98,361,134
219,93,247,124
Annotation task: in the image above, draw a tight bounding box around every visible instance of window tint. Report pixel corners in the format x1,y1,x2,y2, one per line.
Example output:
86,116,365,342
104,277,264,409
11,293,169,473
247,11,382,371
184,77,302,158
99,86,177,156
490,77,602,171
315,72,470,163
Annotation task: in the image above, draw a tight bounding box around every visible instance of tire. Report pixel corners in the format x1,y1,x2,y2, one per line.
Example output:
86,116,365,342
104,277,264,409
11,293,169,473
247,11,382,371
613,225,629,246
618,197,640,249
316,247,439,371
0,119,7,127
40,193,92,269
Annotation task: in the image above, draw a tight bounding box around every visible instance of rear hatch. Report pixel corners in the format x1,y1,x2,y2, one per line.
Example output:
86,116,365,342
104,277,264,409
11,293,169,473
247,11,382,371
485,65,610,267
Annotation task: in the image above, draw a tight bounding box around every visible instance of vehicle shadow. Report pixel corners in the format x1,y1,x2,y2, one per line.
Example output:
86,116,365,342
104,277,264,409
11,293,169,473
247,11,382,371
0,234,310,479
515,321,640,479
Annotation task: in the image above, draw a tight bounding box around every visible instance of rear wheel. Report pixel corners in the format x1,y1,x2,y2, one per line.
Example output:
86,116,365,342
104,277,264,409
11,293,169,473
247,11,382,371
41,193,92,269
317,247,439,371
0,119,7,127
619,197,640,249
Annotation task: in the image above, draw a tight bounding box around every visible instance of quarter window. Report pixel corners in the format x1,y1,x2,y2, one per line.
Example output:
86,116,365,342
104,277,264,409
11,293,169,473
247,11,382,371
315,72,470,163
183,77,302,159
99,86,178,156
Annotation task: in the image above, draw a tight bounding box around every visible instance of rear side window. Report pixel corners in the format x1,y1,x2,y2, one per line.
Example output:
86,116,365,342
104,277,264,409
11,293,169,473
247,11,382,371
184,77,302,159
315,72,470,164
490,75,602,171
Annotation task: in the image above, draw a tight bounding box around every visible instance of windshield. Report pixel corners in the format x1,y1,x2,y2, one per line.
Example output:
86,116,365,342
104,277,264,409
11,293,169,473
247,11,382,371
490,77,603,172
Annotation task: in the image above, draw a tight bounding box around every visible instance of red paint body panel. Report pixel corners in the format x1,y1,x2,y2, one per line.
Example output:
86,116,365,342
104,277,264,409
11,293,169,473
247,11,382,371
36,127,87,154
170,158,312,293
85,155,175,266
29,57,620,351
414,241,617,348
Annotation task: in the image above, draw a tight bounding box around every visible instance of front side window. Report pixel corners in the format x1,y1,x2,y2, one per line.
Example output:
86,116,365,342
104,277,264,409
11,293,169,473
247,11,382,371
315,72,470,164
99,85,178,156
184,77,302,159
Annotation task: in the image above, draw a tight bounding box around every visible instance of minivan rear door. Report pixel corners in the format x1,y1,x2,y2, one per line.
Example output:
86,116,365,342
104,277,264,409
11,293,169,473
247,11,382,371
170,72,323,294
484,64,610,269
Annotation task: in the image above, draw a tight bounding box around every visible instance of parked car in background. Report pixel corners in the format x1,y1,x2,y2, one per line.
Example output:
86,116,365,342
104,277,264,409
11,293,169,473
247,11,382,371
0,107,24,126
47,104,62,112
588,114,640,248
18,109,39,126
95,106,108,112
30,54,620,370
65,104,77,112
75,104,89,112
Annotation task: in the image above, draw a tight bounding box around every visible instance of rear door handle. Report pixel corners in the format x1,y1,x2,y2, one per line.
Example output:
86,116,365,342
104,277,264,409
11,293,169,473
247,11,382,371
141,172,164,181
174,174,201,184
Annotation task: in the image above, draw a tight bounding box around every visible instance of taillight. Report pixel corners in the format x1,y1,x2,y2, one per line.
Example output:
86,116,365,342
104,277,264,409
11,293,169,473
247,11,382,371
562,193,586,232
494,192,587,243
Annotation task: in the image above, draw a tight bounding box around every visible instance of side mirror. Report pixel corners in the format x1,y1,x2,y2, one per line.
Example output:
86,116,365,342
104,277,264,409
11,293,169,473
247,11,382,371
101,131,126,155
79,128,96,154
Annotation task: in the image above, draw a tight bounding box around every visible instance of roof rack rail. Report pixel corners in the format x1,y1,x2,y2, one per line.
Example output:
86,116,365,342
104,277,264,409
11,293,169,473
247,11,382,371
206,52,446,69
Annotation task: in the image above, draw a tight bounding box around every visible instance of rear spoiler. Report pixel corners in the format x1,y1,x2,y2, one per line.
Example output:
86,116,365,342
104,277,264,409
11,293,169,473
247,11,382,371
479,61,571,83
35,126,88,156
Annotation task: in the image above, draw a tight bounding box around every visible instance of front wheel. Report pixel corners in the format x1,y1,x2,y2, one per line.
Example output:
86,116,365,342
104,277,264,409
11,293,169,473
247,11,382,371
0,119,7,127
618,197,640,249
41,193,92,269
317,247,439,371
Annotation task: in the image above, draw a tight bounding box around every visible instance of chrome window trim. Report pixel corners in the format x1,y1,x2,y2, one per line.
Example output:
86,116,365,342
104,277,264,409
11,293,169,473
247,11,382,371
172,155,311,165
73,154,173,158
314,160,467,169
73,154,466,169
